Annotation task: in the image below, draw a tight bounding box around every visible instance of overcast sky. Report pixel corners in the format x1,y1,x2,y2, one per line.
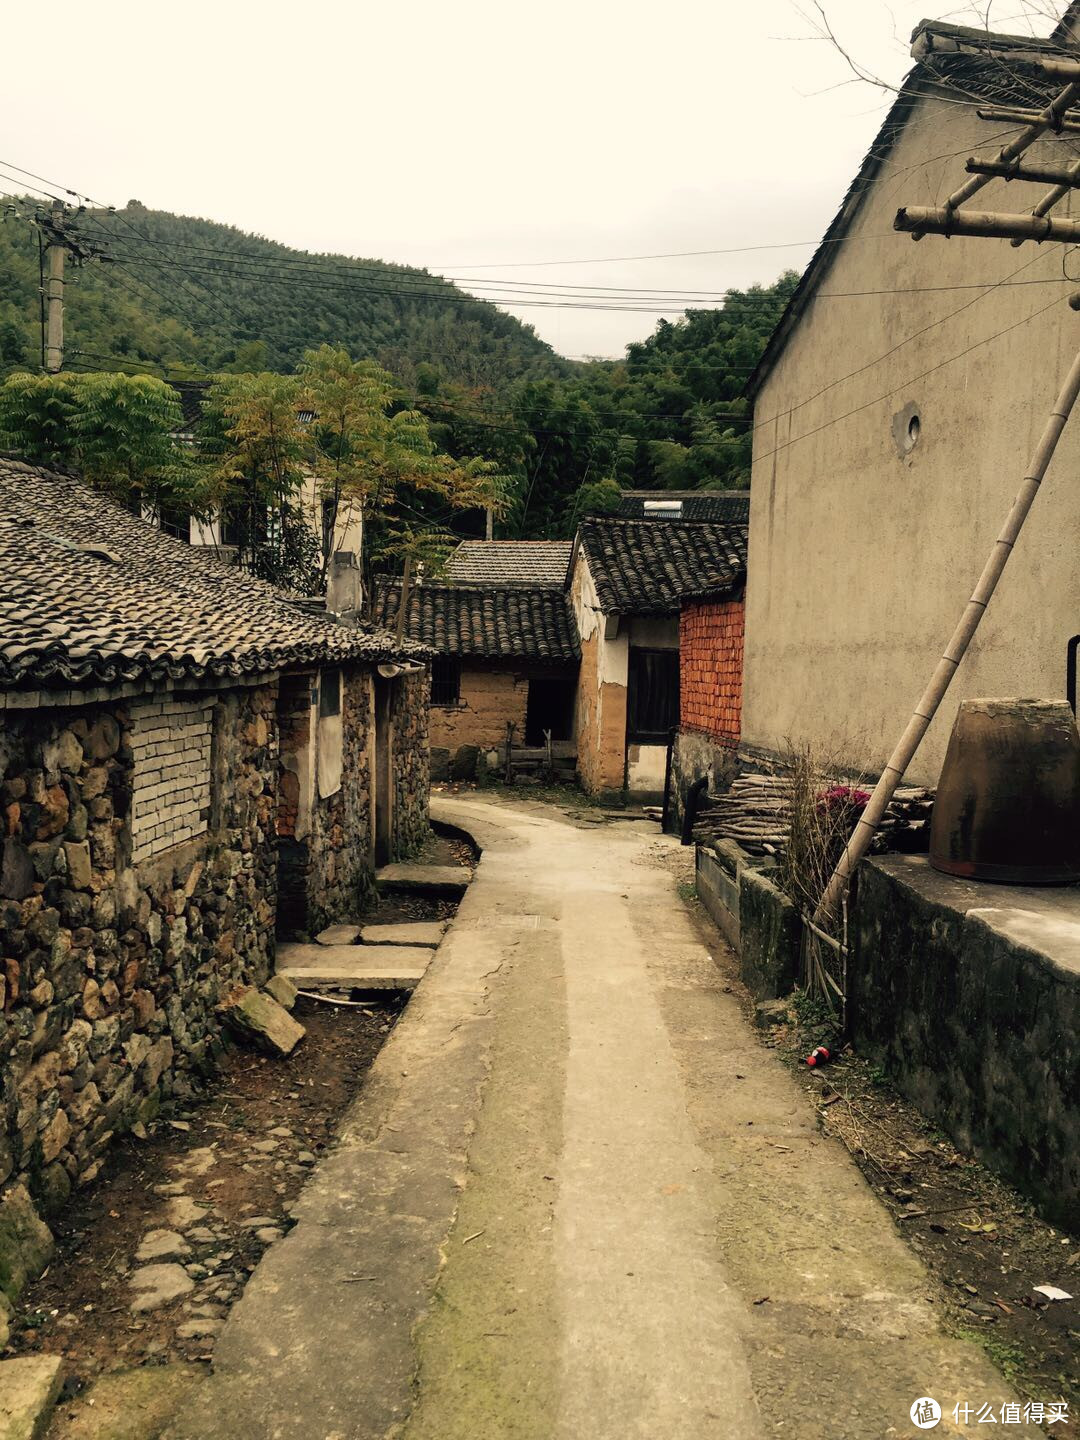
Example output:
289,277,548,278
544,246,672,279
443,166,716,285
0,1,1069,360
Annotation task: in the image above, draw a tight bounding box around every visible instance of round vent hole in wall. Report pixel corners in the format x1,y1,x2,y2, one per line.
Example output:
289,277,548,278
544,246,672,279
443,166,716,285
892,401,922,458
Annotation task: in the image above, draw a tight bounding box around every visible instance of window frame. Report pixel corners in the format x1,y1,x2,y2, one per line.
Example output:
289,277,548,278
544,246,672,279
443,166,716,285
430,657,462,708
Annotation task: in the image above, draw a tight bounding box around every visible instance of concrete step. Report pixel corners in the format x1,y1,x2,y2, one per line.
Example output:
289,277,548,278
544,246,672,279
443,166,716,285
276,943,432,992
374,864,470,897
0,1354,64,1440
360,922,445,948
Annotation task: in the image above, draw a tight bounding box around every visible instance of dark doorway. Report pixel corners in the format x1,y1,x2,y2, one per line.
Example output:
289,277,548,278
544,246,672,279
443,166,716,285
374,676,394,866
526,676,575,745
628,647,679,743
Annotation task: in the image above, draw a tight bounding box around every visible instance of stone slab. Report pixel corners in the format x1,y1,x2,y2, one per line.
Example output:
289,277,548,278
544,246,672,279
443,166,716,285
0,1354,64,1440
314,924,362,946
360,922,445,948
277,943,431,992
374,864,470,897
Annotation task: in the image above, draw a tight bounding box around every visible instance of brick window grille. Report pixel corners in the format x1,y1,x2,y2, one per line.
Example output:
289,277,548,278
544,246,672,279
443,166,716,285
129,697,213,863
430,658,461,707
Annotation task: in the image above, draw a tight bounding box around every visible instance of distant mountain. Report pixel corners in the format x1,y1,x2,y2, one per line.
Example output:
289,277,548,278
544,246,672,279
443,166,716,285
0,201,568,390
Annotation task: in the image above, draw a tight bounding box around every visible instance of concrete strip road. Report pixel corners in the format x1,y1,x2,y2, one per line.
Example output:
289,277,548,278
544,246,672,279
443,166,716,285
168,795,1036,1440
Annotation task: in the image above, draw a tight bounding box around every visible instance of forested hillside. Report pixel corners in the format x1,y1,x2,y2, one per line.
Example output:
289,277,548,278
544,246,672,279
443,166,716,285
0,197,798,536
0,202,565,389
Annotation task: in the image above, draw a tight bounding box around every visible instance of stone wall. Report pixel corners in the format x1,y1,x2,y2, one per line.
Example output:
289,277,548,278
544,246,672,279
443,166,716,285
850,855,1080,1227
679,596,743,745
429,667,527,753
128,698,214,863
294,667,377,936
0,682,277,1245
391,671,430,858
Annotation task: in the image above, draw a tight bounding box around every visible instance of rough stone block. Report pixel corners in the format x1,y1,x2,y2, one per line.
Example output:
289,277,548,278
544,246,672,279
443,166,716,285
429,746,451,782
0,1354,64,1440
221,987,305,1058
43,1363,204,1440
315,924,361,946
263,974,298,1011
450,744,479,781
0,1184,54,1303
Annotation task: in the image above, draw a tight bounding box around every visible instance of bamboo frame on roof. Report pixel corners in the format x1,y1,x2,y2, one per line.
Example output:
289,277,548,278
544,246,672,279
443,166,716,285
895,205,1080,242
965,156,1080,187
943,81,1080,213
976,106,1080,133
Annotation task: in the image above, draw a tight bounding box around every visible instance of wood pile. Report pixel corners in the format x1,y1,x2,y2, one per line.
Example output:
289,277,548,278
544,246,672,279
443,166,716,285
693,773,934,858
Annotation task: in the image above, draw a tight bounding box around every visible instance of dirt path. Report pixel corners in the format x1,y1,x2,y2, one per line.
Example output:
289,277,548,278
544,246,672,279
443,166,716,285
157,794,1043,1440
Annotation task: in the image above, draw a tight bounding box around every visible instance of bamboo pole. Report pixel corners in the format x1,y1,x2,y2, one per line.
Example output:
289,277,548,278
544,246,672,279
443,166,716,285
976,106,1080,134
942,81,1080,213
966,156,1080,187
895,205,1080,242
814,328,1080,926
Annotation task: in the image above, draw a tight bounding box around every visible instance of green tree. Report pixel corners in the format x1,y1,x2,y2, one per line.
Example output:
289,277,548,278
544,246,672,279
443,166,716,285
297,344,511,603
0,371,202,516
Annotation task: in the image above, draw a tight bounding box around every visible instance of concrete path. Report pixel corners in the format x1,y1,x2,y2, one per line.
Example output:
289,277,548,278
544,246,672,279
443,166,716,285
166,796,1035,1440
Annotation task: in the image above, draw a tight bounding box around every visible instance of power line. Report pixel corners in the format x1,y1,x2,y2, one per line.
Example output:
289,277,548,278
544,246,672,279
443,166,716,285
90,247,1080,314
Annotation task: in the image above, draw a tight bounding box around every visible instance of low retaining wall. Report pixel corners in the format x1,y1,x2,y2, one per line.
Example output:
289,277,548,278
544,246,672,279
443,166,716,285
695,842,801,1000
850,855,1080,1228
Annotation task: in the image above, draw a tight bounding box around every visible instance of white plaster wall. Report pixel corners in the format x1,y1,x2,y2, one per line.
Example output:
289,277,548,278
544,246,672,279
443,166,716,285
317,670,344,800
627,744,667,792
744,91,1080,787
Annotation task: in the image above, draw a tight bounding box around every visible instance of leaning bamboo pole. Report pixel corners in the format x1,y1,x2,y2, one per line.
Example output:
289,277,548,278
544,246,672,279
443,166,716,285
814,329,1080,927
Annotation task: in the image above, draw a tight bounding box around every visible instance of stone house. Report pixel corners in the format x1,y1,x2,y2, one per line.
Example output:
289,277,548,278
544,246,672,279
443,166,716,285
741,13,1080,786
568,507,748,802
0,458,428,1236
371,570,579,776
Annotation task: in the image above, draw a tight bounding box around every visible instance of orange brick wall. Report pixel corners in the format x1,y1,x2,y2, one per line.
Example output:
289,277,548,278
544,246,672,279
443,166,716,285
679,595,744,746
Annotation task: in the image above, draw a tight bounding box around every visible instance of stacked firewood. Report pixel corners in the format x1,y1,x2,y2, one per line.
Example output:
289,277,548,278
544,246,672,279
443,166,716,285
692,772,934,859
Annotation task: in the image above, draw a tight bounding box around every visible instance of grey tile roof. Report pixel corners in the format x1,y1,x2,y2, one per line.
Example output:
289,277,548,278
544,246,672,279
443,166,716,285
616,491,750,523
445,540,573,589
577,518,747,616
0,460,426,691
372,581,579,663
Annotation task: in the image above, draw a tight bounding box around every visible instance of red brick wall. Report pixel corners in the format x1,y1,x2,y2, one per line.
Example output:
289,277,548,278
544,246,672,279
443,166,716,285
679,595,744,745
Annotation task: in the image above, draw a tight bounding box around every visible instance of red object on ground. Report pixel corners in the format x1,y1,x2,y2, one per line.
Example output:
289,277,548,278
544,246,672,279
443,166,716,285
806,1047,832,1068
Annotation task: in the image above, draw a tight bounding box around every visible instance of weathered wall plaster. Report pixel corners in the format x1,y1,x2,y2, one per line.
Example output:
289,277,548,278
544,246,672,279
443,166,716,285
744,92,1080,785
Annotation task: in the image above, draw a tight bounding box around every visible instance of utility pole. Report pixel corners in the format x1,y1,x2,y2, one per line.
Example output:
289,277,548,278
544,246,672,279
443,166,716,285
44,205,65,373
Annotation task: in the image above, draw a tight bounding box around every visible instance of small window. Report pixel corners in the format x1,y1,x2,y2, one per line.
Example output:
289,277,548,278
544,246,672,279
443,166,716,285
431,658,461,707
628,648,679,741
319,669,341,718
